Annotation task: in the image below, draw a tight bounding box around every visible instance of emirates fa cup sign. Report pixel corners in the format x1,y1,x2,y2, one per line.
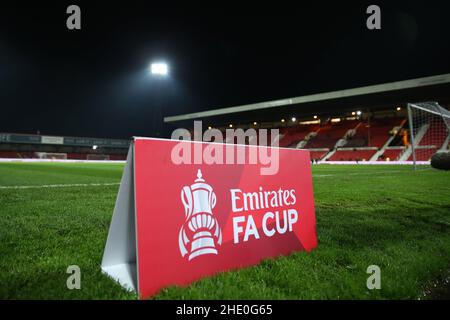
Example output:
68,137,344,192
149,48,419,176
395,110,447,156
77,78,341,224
102,137,317,299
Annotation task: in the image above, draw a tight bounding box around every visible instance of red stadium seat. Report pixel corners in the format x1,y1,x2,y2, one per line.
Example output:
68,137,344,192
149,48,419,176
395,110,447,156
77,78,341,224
309,150,329,160
408,148,437,161
348,118,404,148
328,149,377,161
305,120,358,149
418,120,448,147
380,148,404,161
279,125,319,148
0,151,20,158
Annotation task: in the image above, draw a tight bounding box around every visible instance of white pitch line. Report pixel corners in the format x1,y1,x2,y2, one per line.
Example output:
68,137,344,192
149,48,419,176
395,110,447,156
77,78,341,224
0,169,432,188
0,182,120,190
313,168,431,177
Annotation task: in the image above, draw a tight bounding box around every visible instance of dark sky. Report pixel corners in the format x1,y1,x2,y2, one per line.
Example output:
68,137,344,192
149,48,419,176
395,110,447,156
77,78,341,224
0,1,449,139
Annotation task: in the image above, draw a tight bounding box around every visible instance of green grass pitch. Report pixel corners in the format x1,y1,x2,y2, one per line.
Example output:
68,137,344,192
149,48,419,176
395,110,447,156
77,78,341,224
0,162,449,299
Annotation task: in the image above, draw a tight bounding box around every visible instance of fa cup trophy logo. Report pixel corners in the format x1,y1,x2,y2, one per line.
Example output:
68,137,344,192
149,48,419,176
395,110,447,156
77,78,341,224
178,169,222,260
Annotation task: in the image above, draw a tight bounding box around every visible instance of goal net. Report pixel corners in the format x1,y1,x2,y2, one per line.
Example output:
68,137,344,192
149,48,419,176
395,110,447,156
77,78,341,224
87,154,110,160
407,102,450,169
35,152,68,160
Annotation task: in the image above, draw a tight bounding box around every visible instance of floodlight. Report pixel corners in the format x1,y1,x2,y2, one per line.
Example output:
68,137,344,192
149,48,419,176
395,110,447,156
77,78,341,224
92,145,98,150
150,62,168,76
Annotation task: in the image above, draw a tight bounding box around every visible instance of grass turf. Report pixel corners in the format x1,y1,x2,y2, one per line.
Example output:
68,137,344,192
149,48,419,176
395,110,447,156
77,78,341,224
0,162,449,299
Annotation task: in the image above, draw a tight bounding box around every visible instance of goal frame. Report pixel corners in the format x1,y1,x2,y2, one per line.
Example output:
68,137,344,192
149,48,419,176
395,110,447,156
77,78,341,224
407,102,450,170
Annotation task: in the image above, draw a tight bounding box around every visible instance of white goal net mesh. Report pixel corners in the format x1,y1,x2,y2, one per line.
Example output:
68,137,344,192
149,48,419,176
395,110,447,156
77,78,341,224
35,152,68,160
407,102,450,168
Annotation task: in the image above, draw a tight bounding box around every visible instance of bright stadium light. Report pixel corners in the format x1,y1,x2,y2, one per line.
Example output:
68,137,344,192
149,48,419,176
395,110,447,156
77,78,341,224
92,145,98,150
150,62,168,76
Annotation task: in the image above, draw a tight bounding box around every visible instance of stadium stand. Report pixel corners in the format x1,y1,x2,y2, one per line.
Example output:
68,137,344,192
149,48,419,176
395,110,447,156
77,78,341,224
408,147,437,161
0,151,37,159
219,114,415,162
346,117,404,148
328,148,377,161
0,151,21,158
309,149,329,161
2,107,446,162
305,120,358,149
214,114,414,162
379,148,405,161
273,114,418,161
418,120,448,147
279,124,319,148
405,117,450,161
163,73,450,163
67,153,87,160
110,154,128,160
0,133,129,160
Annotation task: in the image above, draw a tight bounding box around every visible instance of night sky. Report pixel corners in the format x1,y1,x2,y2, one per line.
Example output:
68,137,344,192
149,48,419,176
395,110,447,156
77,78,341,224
0,1,449,139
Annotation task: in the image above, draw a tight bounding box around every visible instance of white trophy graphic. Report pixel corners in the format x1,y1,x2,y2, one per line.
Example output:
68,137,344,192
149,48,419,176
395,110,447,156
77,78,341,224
179,169,222,260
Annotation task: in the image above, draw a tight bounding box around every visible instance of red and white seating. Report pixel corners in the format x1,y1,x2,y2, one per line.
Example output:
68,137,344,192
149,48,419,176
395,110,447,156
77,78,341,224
309,149,329,161
379,148,404,161
418,120,448,147
347,118,404,148
305,120,358,149
279,124,319,148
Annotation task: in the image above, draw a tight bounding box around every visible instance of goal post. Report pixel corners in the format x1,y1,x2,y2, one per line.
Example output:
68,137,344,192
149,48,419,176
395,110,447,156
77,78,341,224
407,102,450,170
35,152,68,160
